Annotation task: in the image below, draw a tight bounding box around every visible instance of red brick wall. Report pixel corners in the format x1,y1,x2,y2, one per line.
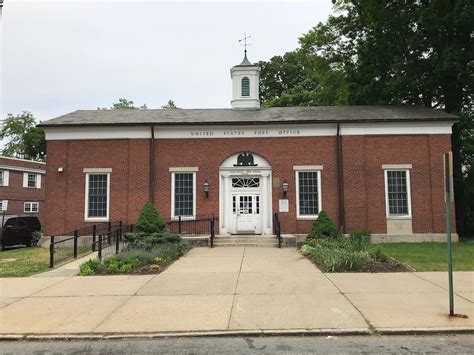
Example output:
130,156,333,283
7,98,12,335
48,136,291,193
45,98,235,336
43,134,455,235
0,157,45,223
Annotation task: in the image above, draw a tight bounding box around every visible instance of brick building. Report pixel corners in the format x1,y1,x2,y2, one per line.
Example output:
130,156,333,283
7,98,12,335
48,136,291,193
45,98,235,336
39,55,457,241
0,156,45,222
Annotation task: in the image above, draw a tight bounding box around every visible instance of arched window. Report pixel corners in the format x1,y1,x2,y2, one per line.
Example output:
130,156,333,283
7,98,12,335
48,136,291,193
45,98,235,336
241,77,250,96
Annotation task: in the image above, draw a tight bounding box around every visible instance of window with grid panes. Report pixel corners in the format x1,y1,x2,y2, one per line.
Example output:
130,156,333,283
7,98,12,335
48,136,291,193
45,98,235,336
174,173,194,217
87,174,108,218
24,202,39,213
386,170,409,215
0,171,3,186
298,171,319,216
27,173,37,188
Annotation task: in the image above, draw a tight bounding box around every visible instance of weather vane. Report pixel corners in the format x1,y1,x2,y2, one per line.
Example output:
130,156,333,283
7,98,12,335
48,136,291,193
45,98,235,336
238,32,252,55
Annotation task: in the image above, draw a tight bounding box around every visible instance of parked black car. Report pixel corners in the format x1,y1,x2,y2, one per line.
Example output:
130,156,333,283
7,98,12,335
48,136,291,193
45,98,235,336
0,215,42,250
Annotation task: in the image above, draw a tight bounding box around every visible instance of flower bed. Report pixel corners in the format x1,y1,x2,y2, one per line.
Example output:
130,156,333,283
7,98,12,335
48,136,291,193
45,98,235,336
79,242,189,275
79,202,190,276
301,211,408,272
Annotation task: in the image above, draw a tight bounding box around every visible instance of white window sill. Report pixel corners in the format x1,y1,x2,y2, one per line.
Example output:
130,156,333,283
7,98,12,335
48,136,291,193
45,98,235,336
297,216,318,221
85,218,109,222
387,215,412,220
171,216,196,221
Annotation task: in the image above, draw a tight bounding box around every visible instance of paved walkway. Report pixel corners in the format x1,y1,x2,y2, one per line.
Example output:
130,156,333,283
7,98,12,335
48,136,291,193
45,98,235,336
0,247,472,337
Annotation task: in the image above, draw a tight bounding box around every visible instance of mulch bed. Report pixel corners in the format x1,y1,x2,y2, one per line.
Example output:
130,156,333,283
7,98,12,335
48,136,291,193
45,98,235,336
304,255,412,273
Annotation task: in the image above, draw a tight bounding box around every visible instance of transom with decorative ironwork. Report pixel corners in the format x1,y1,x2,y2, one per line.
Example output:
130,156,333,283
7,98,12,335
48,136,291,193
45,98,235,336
232,177,260,188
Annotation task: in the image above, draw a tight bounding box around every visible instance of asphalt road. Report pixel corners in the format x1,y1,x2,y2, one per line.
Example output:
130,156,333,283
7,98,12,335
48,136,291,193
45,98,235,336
1,335,473,354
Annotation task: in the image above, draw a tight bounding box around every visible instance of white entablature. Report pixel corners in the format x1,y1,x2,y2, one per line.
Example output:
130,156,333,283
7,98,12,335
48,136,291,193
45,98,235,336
43,121,454,141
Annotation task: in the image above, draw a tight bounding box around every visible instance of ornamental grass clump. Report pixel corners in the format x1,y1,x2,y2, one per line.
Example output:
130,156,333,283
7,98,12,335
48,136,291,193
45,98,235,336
302,228,387,272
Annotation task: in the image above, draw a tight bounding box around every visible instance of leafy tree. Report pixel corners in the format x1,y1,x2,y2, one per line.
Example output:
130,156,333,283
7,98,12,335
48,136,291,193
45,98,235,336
161,100,179,109
135,202,166,234
0,112,45,161
258,48,348,107
259,0,474,235
97,98,148,110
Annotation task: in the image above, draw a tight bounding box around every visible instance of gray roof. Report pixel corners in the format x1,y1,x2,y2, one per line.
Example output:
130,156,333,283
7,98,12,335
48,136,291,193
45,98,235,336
235,53,255,67
38,105,457,128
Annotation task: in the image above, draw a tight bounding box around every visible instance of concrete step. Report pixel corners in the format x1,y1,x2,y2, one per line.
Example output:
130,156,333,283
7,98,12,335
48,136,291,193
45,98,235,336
213,243,279,247
213,235,279,247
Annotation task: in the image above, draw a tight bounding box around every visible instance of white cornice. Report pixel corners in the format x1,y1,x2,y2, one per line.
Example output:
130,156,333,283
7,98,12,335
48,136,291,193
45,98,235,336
43,121,454,141
0,165,46,174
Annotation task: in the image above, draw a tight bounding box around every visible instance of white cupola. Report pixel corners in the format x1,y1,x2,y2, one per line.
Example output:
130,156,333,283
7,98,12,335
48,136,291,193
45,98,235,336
230,51,260,110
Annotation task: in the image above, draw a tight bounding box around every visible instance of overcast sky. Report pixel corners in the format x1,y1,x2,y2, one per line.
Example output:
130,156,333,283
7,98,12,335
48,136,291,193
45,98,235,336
1,0,333,123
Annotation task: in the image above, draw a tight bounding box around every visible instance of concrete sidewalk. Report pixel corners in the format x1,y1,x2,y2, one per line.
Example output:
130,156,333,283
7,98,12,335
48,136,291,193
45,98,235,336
0,247,472,337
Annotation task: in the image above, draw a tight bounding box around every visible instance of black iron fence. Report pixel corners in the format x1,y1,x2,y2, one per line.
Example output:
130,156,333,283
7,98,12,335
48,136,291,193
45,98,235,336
93,223,134,260
48,215,219,268
49,221,133,268
273,213,282,248
165,214,218,237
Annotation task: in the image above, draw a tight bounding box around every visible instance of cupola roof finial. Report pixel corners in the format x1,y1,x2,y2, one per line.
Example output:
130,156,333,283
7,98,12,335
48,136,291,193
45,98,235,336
237,32,254,66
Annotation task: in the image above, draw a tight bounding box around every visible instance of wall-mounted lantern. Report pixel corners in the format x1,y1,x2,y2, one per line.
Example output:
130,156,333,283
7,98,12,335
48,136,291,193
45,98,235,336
203,180,210,198
282,181,289,198
58,166,64,173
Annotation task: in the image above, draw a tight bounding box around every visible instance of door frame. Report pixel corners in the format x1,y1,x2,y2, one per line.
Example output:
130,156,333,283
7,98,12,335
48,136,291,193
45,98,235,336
232,192,262,234
219,153,272,235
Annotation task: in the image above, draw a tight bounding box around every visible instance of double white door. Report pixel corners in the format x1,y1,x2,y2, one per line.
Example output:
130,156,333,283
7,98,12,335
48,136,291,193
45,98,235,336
233,194,261,234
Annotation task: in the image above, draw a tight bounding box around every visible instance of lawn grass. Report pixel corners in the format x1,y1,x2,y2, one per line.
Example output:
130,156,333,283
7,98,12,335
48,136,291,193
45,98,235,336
0,247,50,277
376,242,474,271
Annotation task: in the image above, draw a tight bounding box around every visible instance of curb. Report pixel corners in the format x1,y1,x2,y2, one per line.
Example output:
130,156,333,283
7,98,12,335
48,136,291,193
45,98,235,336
0,327,472,341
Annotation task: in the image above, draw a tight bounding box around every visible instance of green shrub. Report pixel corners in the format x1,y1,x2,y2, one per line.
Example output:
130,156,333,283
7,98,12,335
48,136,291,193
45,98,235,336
120,263,133,273
369,246,388,262
135,202,166,234
346,229,371,251
79,258,102,276
301,244,316,256
307,211,339,240
124,231,190,254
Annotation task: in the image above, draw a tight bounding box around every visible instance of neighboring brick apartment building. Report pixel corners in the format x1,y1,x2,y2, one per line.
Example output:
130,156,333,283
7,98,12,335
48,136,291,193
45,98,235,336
0,156,45,222
38,54,457,241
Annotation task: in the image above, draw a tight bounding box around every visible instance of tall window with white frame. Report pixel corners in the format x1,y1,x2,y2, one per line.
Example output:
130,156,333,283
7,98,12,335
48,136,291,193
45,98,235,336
86,173,109,221
173,172,195,218
0,171,3,186
385,170,411,217
296,170,321,218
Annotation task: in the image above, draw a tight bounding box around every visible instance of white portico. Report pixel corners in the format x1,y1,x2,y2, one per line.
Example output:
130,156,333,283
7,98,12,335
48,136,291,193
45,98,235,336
219,152,272,235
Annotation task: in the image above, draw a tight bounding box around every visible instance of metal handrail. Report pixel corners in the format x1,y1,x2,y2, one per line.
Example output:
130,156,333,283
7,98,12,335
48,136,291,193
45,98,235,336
274,213,282,248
